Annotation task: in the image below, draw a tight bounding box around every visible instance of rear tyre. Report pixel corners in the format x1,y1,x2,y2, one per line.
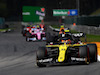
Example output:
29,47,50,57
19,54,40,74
36,47,47,67
87,44,97,62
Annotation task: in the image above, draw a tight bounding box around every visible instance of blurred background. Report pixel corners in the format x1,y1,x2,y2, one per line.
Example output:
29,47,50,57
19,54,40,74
0,0,100,27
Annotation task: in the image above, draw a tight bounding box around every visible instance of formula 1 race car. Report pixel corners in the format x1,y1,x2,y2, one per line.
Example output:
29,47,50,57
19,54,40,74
36,32,97,67
26,28,46,42
21,25,32,36
39,23,46,31
49,25,70,34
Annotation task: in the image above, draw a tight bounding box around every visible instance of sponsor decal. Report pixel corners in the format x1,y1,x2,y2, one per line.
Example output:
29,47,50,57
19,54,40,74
72,33,83,37
36,11,45,16
98,55,100,61
41,8,45,12
53,9,78,16
69,10,78,16
62,34,65,37
22,12,30,15
29,38,36,41
39,16,44,20
58,44,67,62
39,58,53,62
26,28,29,31
71,57,85,61
53,11,67,15
42,37,46,40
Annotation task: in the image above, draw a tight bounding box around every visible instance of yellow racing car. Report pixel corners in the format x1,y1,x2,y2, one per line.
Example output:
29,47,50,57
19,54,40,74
36,33,97,67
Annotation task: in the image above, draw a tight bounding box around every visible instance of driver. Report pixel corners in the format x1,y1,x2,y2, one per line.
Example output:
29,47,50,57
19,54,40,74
39,23,45,29
30,25,36,33
59,24,70,34
58,33,73,44
59,25,65,34
61,39,71,44
34,25,40,33
37,25,40,29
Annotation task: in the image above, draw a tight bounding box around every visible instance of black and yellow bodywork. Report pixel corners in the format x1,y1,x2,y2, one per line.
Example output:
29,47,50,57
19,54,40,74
46,43,84,63
36,42,97,67
36,30,97,67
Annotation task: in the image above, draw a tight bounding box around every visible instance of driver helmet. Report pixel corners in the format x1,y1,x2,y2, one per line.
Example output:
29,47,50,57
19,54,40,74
60,25,64,28
61,29,64,32
37,25,40,29
60,23,65,28
61,39,71,44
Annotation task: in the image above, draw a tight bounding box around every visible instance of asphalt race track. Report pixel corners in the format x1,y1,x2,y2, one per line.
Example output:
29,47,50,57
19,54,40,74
0,25,100,75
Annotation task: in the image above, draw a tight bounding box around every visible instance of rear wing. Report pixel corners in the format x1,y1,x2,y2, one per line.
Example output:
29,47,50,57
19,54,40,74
72,33,87,42
49,26,70,32
72,33,85,37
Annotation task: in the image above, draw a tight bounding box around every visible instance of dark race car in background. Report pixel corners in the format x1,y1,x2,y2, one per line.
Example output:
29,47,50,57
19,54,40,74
21,25,31,36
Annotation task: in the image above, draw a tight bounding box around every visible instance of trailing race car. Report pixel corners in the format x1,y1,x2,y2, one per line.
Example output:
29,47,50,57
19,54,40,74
26,27,46,41
36,32,97,67
50,25,70,34
21,25,32,36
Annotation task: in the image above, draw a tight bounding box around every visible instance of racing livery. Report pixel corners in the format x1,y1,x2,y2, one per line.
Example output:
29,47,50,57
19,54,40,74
36,33,97,67
26,27,46,41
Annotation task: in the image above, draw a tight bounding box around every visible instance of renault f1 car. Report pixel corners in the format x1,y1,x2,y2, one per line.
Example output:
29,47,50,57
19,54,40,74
36,33,97,67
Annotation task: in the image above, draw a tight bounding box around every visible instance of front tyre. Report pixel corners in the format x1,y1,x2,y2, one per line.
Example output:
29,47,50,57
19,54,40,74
36,47,47,67
36,58,46,67
26,37,30,42
79,45,90,64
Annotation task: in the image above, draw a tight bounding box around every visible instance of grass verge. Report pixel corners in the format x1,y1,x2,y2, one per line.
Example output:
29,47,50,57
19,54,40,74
0,28,14,32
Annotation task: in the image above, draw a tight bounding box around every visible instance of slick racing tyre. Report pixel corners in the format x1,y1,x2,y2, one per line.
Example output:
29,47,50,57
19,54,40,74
79,46,87,57
26,32,31,37
36,47,47,67
26,32,31,42
87,44,97,62
79,45,90,64
22,30,26,36
26,37,30,42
